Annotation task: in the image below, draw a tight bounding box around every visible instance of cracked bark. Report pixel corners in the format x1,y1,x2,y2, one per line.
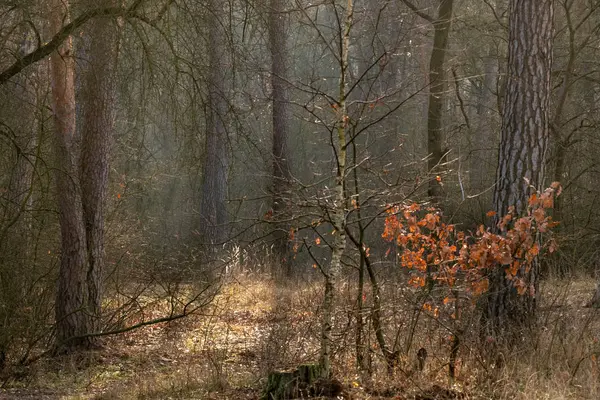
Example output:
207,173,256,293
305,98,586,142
485,0,553,338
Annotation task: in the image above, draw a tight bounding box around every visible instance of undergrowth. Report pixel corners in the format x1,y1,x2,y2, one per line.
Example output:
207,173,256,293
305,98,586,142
1,271,599,399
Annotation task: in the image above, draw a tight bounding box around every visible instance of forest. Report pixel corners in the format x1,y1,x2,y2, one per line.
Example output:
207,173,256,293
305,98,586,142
1,0,600,399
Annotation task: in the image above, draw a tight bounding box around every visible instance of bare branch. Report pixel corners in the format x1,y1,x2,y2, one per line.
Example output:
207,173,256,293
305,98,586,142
0,1,146,85
400,0,434,23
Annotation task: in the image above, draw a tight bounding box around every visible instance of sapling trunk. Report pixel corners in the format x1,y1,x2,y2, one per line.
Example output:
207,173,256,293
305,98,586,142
319,0,353,377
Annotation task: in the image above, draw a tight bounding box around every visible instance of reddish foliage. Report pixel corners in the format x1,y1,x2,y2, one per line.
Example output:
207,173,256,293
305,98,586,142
382,184,560,310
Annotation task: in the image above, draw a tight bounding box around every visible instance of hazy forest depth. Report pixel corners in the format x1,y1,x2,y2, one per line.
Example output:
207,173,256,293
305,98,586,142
2,0,600,399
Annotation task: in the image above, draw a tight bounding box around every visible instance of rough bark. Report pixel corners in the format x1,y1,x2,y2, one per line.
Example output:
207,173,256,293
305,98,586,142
200,0,229,248
485,0,553,337
268,0,293,275
49,0,94,351
79,0,118,333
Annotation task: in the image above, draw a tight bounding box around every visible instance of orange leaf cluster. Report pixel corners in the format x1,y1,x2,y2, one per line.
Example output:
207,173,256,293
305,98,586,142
382,184,561,316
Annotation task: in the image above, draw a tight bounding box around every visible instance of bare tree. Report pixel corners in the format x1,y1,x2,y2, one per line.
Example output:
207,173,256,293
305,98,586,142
318,0,352,378
402,0,454,203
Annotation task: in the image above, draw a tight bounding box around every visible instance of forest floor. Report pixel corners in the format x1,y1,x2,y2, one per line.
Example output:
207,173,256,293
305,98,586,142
1,274,599,399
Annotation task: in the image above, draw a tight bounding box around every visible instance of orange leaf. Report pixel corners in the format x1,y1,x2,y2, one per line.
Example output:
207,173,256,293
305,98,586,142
425,213,437,230
507,261,520,277
528,193,538,206
533,208,545,223
529,243,540,257
541,195,554,209
486,210,496,217
409,276,426,287
471,279,489,295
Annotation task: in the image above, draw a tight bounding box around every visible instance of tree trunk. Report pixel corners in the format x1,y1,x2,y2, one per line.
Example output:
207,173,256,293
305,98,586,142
262,363,327,400
320,0,352,377
200,0,229,249
79,0,118,334
485,0,553,337
352,143,370,374
268,0,293,275
49,0,94,351
427,0,454,202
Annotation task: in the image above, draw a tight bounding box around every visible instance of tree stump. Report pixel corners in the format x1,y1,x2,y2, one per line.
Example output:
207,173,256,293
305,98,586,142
262,363,326,399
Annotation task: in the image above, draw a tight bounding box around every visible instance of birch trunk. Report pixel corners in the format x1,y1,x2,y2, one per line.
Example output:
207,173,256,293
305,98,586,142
320,0,352,378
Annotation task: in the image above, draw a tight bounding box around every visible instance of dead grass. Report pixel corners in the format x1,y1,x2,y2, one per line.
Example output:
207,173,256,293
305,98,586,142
1,273,600,399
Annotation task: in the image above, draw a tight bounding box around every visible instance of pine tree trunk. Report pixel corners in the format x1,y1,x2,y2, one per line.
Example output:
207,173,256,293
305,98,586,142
486,0,553,337
79,0,118,333
49,0,94,351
